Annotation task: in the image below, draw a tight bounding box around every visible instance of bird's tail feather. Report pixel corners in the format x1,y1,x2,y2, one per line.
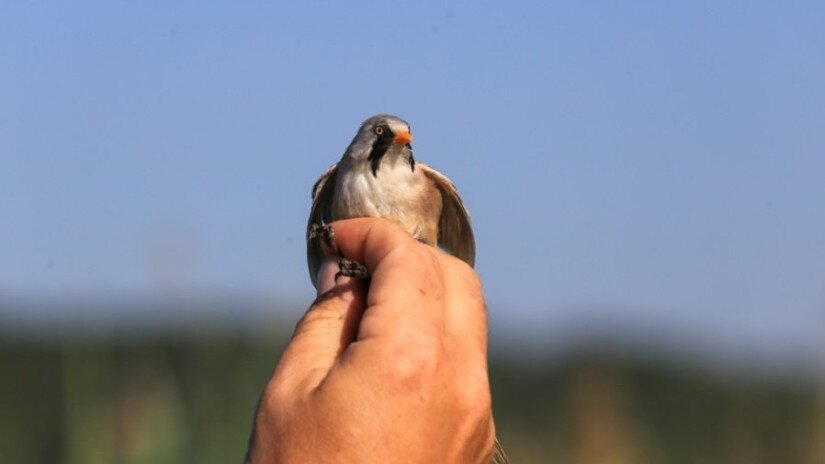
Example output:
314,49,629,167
491,437,510,464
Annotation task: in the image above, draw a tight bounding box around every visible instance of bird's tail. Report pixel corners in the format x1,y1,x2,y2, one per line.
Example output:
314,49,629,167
491,437,510,464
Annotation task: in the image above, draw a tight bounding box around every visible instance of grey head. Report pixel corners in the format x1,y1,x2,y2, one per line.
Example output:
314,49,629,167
342,114,415,176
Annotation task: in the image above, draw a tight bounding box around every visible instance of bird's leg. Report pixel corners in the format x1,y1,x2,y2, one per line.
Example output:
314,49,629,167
308,222,338,254
335,256,369,282
308,222,370,282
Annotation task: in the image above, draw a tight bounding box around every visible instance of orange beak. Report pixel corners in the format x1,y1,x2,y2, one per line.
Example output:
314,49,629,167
393,130,413,145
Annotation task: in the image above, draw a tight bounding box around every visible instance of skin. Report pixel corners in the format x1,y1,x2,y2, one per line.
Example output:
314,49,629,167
246,218,496,463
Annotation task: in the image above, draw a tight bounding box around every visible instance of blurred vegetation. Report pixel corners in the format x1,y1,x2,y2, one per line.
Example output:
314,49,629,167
1,329,820,464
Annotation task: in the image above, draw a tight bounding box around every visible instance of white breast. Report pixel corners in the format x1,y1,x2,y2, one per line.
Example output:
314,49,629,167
333,159,427,236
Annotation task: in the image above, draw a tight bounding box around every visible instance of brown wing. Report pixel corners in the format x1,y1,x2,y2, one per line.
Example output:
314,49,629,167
420,163,476,267
306,163,338,287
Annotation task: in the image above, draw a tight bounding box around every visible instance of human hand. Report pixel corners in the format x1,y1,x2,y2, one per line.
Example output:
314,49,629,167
245,218,496,463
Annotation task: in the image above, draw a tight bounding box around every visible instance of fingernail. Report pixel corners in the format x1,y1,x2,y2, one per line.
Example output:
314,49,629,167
316,258,339,295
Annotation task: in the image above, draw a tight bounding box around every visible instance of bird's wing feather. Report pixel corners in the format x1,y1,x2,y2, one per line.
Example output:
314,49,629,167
306,163,338,287
420,163,476,267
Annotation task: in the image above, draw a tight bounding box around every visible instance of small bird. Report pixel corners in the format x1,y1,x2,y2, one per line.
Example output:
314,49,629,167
306,114,475,286
306,114,508,464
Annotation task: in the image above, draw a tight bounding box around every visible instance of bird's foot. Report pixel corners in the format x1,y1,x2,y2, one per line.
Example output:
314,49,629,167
308,222,371,282
308,222,339,255
336,256,369,282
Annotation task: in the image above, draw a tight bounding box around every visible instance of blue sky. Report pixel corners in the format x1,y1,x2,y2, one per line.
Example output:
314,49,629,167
2,2,824,366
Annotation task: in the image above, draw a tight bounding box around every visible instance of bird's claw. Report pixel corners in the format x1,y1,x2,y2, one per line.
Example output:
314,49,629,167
308,222,338,255
309,222,370,281
335,256,369,282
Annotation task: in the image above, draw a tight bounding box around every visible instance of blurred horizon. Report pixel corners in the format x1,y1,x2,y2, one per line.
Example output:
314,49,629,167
1,294,821,382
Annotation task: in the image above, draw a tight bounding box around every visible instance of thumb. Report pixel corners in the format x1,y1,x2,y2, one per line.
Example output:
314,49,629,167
273,259,367,393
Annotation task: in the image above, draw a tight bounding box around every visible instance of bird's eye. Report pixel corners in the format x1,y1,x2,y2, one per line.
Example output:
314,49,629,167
374,126,384,136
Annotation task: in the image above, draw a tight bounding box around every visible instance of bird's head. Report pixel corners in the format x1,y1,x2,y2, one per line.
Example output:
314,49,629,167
342,114,414,175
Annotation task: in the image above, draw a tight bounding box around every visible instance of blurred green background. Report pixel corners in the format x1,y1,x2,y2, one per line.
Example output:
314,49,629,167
1,299,822,464
3,2,824,463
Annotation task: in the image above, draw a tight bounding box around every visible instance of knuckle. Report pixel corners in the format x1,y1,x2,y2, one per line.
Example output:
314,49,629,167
464,269,483,295
444,255,483,292
458,260,483,290
385,330,442,384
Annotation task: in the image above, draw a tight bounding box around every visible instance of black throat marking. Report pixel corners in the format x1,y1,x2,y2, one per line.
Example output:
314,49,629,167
366,125,415,177
366,124,393,177
407,145,416,172
367,137,392,177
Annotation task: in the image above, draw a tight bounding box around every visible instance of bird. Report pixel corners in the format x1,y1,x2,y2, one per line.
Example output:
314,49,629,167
306,114,475,286
306,114,509,464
